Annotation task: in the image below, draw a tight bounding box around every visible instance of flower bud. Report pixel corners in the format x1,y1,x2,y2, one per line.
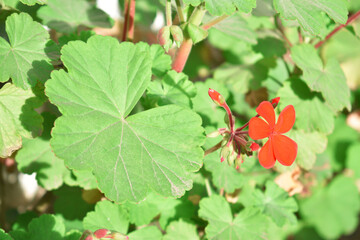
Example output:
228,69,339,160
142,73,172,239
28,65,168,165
94,229,110,239
207,130,221,138
220,145,230,162
157,26,172,52
170,25,184,48
85,235,94,240
250,142,259,151
271,97,280,107
208,88,225,106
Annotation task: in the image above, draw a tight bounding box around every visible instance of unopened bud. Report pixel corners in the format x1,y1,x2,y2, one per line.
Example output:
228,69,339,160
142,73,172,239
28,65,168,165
250,142,259,151
207,130,221,138
157,26,172,52
94,229,110,239
220,146,230,162
170,25,183,48
235,154,243,169
271,97,280,107
85,235,93,240
208,88,225,106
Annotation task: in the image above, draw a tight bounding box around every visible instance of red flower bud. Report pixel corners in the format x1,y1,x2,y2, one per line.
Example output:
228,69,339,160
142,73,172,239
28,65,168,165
271,97,280,107
250,142,260,151
157,26,172,52
208,88,225,106
94,229,110,238
85,236,94,240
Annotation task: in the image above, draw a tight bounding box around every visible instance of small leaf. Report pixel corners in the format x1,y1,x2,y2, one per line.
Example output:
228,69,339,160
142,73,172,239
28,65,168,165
163,219,199,240
0,229,13,240
0,13,53,89
291,44,351,112
239,181,298,227
204,152,244,193
146,70,196,108
150,44,172,77
277,80,334,134
184,23,208,44
0,83,43,157
83,201,129,234
300,176,360,239
199,195,269,239
28,215,65,240
274,0,348,36
38,0,112,33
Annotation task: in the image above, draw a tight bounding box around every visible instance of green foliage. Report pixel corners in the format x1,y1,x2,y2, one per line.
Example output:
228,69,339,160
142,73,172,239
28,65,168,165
163,219,199,240
199,195,269,239
300,176,360,239
0,13,53,89
37,0,112,33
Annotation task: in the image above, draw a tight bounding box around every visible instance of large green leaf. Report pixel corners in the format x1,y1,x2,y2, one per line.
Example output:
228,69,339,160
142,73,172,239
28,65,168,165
291,44,350,112
83,201,129,234
239,181,298,227
277,80,334,134
204,0,256,16
300,176,360,239
347,143,360,179
127,226,162,240
199,195,268,239
163,219,199,240
204,152,244,193
273,0,348,36
0,229,12,240
0,13,53,89
287,130,327,170
0,83,42,157
37,0,112,33
45,35,205,202
27,215,65,240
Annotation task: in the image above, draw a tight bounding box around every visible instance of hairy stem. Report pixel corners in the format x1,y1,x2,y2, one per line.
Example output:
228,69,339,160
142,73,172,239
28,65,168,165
204,140,223,156
122,0,136,41
172,4,206,72
202,14,229,30
175,0,185,23
315,10,360,49
166,0,172,26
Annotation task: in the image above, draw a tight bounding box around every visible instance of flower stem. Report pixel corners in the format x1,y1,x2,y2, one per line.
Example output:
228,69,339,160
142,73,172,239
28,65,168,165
171,4,206,72
175,0,185,23
315,10,360,49
122,0,136,42
204,140,223,156
165,0,172,26
202,14,229,30
205,177,212,196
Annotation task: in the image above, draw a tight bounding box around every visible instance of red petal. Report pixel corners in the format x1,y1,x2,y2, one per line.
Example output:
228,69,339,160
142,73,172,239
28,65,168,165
274,105,295,134
258,139,276,169
208,88,225,106
249,117,271,140
272,134,297,166
256,101,275,128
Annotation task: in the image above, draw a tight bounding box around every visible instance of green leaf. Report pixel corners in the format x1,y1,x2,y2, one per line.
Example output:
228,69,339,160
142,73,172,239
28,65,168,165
54,186,94,220
0,13,53,89
204,152,244,193
291,44,351,112
15,112,70,190
0,229,13,240
28,215,65,240
0,83,42,157
240,181,298,227
300,176,360,239
64,169,98,190
252,37,286,58
64,230,82,240
146,70,196,108
277,79,334,134
273,0,348,36
45,35,205,202
206,13,257,45
347,143,360,178
37,0,112,33
163,219,199,240
287,130,327,170
58,31,95,48
19,0,46,5
150,44,172,77
183,0,203,6
127,226,162,240
199,195,268,239
83,200,129,234
205,0,256,16
184,23,208,44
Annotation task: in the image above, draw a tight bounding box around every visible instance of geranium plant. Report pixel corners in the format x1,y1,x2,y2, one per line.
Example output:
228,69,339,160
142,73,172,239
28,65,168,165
0,0,360,239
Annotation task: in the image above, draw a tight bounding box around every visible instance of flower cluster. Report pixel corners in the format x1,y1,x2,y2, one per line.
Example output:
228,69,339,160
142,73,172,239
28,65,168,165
207,88,297,169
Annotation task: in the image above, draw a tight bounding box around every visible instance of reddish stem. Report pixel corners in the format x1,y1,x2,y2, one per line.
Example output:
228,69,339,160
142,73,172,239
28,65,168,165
122,0,136,41
172,39,193,72
315,10,360,49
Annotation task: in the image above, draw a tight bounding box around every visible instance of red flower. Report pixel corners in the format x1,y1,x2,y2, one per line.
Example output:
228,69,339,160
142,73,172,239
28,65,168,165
249,101,297,168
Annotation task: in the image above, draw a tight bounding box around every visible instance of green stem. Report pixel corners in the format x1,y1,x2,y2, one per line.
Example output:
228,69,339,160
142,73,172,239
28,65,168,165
205,177,212,196
166,0,172,26
175,0,185,23
202,14,229,30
